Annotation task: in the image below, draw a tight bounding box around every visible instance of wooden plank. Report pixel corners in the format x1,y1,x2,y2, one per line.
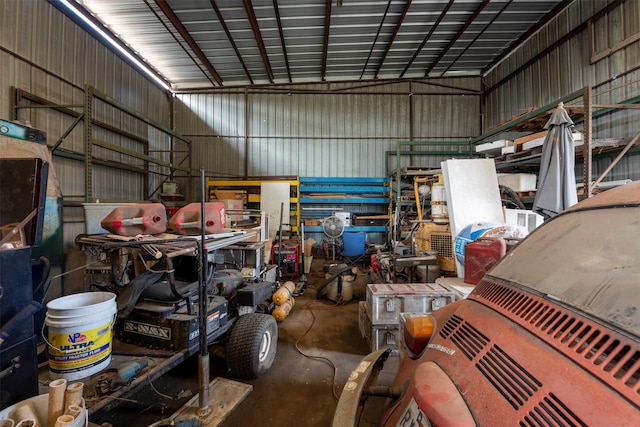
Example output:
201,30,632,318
487,106,584,134
171,377,253,426
506,147,542,161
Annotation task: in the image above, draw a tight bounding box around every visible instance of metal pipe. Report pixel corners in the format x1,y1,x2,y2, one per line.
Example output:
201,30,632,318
198,167,210,414
198,354,210,416
366,385,403,399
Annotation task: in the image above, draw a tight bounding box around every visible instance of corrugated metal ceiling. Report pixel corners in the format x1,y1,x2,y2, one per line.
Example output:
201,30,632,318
69,0,570,90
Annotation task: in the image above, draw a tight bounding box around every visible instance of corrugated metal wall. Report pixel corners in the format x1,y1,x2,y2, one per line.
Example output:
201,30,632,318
1,0,173,249
175,78,481,184
4,0,639,252
484,0,640,183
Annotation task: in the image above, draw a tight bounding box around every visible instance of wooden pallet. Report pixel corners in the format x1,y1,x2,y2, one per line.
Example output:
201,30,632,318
490,106,584,133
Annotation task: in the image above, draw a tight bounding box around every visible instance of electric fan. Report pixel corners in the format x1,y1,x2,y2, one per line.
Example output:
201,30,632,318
322,216,344,260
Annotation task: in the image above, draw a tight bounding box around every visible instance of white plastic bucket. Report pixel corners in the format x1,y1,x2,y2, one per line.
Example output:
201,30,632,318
45,292,117,380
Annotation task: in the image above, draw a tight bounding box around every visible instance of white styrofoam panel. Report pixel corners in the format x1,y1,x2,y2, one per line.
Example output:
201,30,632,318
497,173,537,192
441,159,504,276
475,139,513,154
501,146,516,155
260,182,291,239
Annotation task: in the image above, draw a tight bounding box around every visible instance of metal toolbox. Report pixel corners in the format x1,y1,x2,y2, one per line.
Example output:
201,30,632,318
370,324,401,355
366,283,455,325
358,301,370,339
359,301,401,355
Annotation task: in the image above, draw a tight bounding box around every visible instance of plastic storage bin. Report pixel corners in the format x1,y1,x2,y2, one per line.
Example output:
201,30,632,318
82,202,134,234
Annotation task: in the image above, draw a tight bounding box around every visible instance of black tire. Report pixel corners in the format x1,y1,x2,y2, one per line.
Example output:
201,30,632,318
499,185,527,210
226,313,278,379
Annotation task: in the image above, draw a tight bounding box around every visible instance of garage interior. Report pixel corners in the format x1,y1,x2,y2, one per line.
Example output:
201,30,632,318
1,0,639,426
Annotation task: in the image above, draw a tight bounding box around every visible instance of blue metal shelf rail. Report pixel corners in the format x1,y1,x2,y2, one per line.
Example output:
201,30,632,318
299,177,391,235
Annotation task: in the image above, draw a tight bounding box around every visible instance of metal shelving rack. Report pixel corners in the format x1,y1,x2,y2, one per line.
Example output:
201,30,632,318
206,177,300,234
387,140,475,241
299,176,391,234
471,86,640,199
12,85,192,202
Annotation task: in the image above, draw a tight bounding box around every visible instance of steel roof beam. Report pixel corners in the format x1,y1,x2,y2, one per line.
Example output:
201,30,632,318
360,0,393,80
244,0,274,84
375,0,412,80
424,0,489,76
400,0,454,78
144,0,215,87
321,0,332,81
272,0,292,83
440,0,512,76
210,0,254,85
483,0,573,74
154,0,223,86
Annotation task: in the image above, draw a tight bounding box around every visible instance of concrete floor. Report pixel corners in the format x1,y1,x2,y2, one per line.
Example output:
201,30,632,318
94,256,400,427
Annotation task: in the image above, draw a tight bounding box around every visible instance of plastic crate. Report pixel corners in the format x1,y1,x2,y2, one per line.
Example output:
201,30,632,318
366,283,455,325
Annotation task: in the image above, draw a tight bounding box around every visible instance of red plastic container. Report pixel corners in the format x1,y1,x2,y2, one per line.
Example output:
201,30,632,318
464,237,507,285
168,202,226,235
100,203,167,236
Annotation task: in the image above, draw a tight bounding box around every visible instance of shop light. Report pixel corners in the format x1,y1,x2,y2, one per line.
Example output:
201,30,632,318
56,0,172,92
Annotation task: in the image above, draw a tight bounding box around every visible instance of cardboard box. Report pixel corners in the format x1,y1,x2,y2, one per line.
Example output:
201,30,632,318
219,199,244,221
213,189,246,201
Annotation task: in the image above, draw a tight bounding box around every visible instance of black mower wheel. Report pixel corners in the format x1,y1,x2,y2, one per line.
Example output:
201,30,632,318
499,184,527,210
226,313,278,379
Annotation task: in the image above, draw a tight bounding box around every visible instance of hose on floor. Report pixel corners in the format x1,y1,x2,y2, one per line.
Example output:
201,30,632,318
294,300,341,401
315,265,354,300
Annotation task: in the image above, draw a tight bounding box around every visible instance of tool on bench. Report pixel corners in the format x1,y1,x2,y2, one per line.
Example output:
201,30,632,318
94,358,150,395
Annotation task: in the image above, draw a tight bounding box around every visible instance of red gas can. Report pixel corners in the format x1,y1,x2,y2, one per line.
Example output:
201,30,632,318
168,202,226,235
100,203,167,236
464,237,507,285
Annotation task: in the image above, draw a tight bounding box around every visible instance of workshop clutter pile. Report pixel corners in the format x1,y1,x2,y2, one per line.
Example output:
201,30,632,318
0,379,87,427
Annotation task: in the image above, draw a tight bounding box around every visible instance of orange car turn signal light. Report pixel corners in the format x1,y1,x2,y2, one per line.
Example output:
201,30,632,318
402,314,435,357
